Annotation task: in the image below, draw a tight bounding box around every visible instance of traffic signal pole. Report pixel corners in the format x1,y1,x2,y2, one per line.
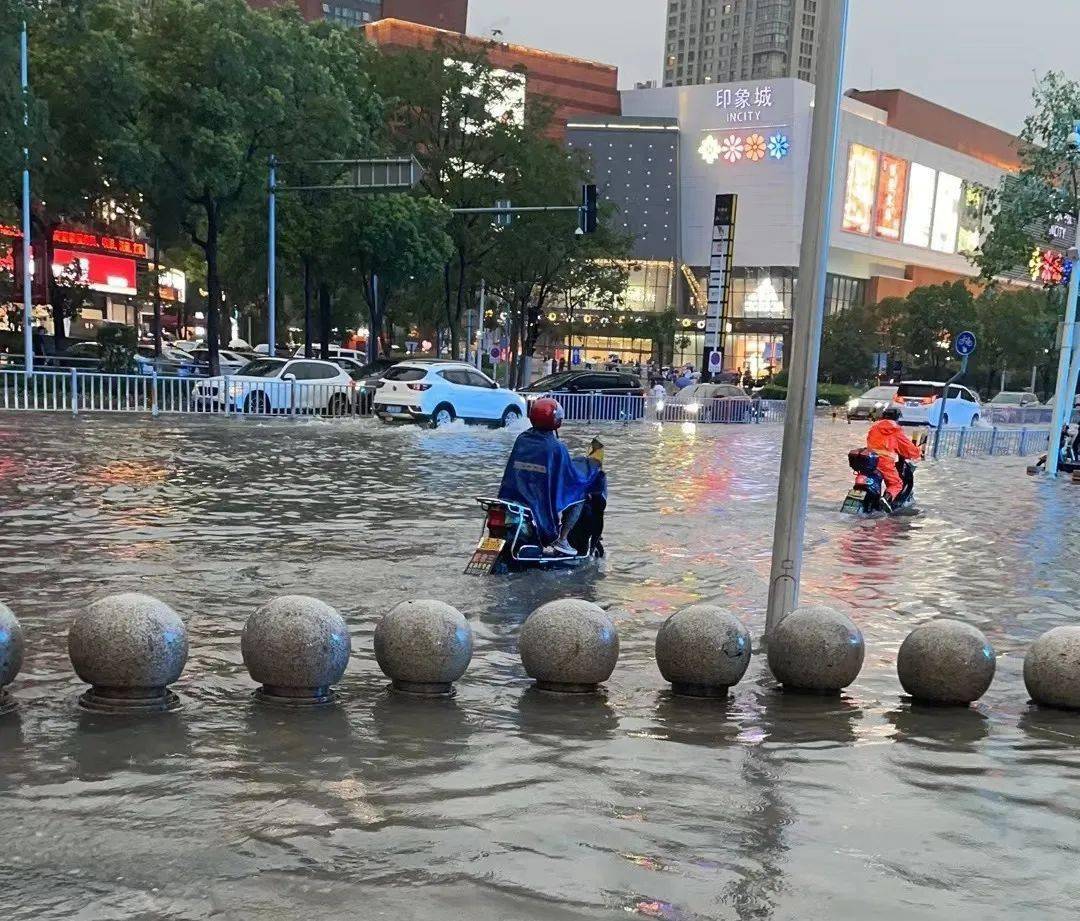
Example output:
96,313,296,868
21,21,33,376
764,0,850,637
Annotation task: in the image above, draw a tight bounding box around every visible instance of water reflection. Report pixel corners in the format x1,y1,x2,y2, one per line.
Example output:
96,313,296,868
2,414,1080,919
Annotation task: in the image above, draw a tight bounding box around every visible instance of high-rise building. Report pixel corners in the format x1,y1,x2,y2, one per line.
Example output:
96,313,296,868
248,0,467,33
662,0,820,87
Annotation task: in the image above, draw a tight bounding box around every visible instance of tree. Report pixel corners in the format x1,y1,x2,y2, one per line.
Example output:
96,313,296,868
893,282,977,377
332,194,454,361
977,72,1080,280
818,305,874,384
971,287,1059,394
131,0,377,374
20,0,142,351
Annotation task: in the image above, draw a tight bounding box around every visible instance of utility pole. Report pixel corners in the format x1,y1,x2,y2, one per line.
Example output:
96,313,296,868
764,0,850,637
152,232,163,358
21,20,33,375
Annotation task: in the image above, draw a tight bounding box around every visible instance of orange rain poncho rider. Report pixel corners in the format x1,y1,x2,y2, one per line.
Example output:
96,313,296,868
866,406,922,500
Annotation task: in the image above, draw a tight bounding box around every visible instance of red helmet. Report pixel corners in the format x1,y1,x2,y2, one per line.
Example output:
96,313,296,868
529,397,564,431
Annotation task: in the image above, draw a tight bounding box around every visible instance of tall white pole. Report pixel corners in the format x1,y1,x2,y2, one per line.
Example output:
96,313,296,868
764,0,850,637
1046,186,1080,479
21,21,33,375
267,155,277,358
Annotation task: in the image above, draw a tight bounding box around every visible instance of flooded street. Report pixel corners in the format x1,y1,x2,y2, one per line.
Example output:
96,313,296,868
1,412,1079,920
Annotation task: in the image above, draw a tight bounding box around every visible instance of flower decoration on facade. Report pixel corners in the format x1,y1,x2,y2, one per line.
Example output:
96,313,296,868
767,133,790,160
745,134,767,162
698,134,722,165
720,134,744,163
1030,247,1068,286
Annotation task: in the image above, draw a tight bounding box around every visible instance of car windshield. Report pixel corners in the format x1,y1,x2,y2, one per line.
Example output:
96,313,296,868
383,366,428,382
897,383,941,399
357,361,391,376
991,392,1024,404
236,359,285,378
861,386,897,400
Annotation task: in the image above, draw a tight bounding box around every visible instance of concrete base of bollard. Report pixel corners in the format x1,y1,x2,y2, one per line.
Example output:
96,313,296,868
389,679,456,697
253,684,337,708
669,681,732,699
533,679,605,695
77,686,182,714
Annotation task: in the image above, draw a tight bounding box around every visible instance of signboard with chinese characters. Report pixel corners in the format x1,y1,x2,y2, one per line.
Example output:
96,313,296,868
703,194,737,376
841,144,878,235
51,228,148,259
714,85,775,124
874,155,909,241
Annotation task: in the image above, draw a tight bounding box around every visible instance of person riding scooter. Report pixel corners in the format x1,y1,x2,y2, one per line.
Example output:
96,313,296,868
497,397,606,557
866,405,923,503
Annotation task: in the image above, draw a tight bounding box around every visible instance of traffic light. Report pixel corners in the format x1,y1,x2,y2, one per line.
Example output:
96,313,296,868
494,199,513,228
579,183,598,234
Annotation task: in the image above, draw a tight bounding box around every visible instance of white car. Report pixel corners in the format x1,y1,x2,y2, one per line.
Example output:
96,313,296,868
373,360,527,427
292,345,365,363
191,357,357,415
889,380,982,427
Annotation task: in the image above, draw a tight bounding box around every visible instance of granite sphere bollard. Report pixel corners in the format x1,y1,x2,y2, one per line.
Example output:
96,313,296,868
897,619,996,706
655,605,751,697
1024,626,1080,711
242,596,352,706
0,602,25,715
68,593,188,713
374,600,473,697
767,605,865,693
519,599,619,693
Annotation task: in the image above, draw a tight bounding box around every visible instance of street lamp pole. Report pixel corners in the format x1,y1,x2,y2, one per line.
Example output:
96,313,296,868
764,0,850,637
1046,128,1080,479
20,20,33,376
267,155,277,358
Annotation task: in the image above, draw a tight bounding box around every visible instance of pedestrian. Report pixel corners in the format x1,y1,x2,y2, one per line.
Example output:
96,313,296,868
32,322,47,357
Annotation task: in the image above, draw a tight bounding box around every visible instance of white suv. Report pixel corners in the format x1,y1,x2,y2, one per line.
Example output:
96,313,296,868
890,380,982,426
191,357,357,414
373,360,527,427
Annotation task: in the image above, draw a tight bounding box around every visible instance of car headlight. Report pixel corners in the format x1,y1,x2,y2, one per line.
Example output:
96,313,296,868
685,402,700,414
847,399,859,410
656,399,665,412
228,383,242,397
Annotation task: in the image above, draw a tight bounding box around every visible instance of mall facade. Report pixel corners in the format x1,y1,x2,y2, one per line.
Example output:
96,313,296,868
566,81,1026,375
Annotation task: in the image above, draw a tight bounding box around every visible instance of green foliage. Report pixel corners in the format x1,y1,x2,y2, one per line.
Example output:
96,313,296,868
819,306,874,384
96,321,137,372
977,72,1080,279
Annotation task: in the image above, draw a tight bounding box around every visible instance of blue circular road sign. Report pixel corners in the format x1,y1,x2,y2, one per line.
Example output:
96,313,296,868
954,331,977,357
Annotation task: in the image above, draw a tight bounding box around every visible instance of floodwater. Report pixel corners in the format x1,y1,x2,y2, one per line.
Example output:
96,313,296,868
1,412,1079,921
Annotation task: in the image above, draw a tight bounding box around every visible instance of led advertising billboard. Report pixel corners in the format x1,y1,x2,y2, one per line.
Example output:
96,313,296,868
52,248,137,296
902,163,937,248
842,144,878,235
930,172,963,253
874,155,909,241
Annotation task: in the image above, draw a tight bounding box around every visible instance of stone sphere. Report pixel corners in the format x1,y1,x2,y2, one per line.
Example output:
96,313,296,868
242,596,352,705
897,619,996,706
374,600,473,696
519,599,619,693
655,604,751,697
767,605,865,693
1024,626,1080,711
68,593,188,711
0,602,24,688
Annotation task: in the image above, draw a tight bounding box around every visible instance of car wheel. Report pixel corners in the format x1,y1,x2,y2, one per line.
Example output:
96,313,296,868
245,392,270,415
501,405,522,427
970,414,979,427
431,404,455,428
941,412,949,425
327,393,349,416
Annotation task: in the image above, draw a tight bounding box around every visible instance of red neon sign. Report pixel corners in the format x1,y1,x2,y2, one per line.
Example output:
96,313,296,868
51,229,147,259
0,224,22,238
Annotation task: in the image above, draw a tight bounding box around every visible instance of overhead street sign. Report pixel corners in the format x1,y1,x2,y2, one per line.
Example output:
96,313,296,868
279,157,424,192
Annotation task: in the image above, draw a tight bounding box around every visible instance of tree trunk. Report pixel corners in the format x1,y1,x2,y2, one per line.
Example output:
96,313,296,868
367,273,383,363
318,282,331,360
303,258,313,358
204,208,222,378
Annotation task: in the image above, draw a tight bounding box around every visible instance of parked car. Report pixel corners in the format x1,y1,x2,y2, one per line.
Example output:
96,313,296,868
51,341,103,370
134,345,192,376
889,380,982,427
292,344,365,363
182,348,253,376
334,356,396,413
672,382,754,422
190,357,357,414
990,390,1041,407
373,360,526,427
845,385,899,420
520,369,644,396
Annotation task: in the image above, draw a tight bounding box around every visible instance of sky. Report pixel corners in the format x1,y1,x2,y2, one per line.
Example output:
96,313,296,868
468,0,1080,135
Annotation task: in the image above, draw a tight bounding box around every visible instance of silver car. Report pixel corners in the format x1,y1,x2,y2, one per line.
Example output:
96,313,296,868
845,385,898,420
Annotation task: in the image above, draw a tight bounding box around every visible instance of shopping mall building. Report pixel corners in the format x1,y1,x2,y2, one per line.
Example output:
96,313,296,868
566,82,1032,375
